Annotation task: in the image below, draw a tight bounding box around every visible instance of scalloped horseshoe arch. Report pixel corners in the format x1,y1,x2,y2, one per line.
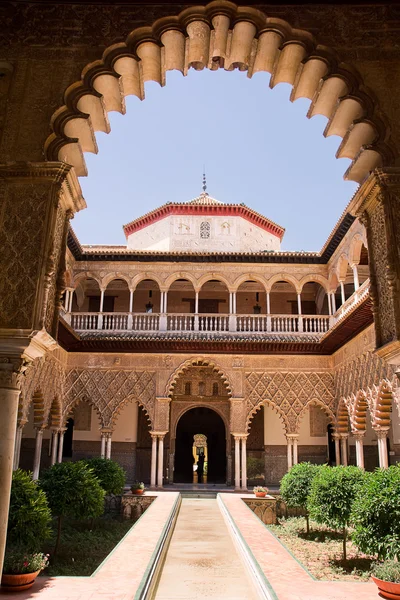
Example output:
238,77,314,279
45,1,394,184
246,399,290,435
166,357,233,398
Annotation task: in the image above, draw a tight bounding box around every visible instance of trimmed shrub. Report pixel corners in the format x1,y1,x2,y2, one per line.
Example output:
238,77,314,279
6,469,52,552
280,462,321,533
83,458,125,495
40,461,105,556
308,465,365,560
351,465,400,560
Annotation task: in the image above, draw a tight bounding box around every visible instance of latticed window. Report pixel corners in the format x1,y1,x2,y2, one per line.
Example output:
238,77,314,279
185,382,191,395
200,221,211,239
212,383,219,396
198,381,206,395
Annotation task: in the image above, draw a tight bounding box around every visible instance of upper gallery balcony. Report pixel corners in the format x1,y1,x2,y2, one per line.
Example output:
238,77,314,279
61,275,370,342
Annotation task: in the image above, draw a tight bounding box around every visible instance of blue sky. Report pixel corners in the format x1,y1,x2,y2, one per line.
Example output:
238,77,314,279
76,69,358,252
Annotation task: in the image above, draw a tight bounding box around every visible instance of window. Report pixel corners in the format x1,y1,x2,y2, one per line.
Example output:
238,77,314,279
198,381,206,395
185,382,191,395
200,221,211,239
212,383,219,396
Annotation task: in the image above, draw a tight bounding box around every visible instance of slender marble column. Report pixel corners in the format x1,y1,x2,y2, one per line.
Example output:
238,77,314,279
100,434,106,458
286,436,293,471
352,264,360,291
234,436,241,490
68,289,74,313
327,293,332,316
353,432,365,469
340,281,346,305
57,429,65,463
13,426,23,471
331,292,337,313
106,434,112,459
297,294,302,315
332,433,341,466
0,369,21,577
376,429,389,468
241,437,247,490
157,436,164,488
51,430,58,466
340,434,348,466
150,433,157,488
32,428,44,480
292,435,299,465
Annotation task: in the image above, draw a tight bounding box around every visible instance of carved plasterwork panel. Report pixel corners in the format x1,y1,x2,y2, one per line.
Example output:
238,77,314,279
245,371,335,434
310,404,328,437
20,353,65,425
64,368,156,428
73,401,92,431
0,183,49,329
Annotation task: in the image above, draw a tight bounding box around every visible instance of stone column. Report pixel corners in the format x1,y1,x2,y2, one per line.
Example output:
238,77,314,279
157,435,164,488
340,281,346,305
234,436,241,490
297,293,302,315
286,435,293,471
0,364,22,577
100,433,106,458
226,453,232,486
150,433,157,488
340,434,348,466
13,425,23,471
332,433,341,466
331,292,337,314
241,436,247,490
98,289,105,330
352,264,360,291
128,289,134,329
327,293,332,316
351,169,400,362
292,434,299,465
57,429,66,463
50,429,58,466
376,429,389,469
106,433,112,459
353,432,365,469
32,427,44,480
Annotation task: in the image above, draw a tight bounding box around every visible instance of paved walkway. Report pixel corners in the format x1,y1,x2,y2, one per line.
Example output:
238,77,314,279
154,499,258,600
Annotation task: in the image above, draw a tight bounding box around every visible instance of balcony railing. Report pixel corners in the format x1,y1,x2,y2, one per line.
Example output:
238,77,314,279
66,280,370,339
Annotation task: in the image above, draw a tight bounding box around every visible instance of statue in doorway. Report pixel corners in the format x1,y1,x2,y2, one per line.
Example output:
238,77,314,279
197,448,205,482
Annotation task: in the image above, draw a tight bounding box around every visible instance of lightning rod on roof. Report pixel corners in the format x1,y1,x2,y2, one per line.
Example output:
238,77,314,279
202,168,207,194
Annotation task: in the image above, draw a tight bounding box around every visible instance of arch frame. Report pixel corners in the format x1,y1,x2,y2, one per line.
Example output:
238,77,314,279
246,398,290,436
171,402,229,441
295,397,335,434
166,357,234,398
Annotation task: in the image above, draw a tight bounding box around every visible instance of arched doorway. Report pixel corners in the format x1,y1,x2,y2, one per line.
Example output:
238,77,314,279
174,407,226,484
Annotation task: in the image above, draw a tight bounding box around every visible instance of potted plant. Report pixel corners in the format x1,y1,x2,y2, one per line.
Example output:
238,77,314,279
1,551,49,592
371,561,400,599
253,486,269,498
131,481,145,495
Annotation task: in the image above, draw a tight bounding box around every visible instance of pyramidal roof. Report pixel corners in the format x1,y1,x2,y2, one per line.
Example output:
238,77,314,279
123,182,285,240
187,191,224,206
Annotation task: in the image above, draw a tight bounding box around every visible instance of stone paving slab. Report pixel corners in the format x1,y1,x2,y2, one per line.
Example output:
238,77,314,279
0,492,179,600
219,493,378,600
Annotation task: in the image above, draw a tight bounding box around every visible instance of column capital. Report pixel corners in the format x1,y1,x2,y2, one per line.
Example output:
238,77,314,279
352,431,366,440
232,433,247,440
331,432,341,441
150,430,167,438
156,397,171,403
375,428,390,439
340,433,350,440
286,433,299,440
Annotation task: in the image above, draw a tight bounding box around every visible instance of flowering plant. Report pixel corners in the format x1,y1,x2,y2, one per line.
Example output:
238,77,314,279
131,481,145,491
253,486,269,494
3,551,49,575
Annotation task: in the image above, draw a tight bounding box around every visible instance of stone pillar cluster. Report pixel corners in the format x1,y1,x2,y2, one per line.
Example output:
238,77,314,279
233,435,248,491
150,432,166,488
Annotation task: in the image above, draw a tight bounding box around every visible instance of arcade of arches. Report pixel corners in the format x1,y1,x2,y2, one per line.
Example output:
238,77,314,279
2,0,400,579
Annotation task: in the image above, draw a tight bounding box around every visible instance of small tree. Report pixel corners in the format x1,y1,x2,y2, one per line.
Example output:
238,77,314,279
83,458,126,495
7,469,52,552
280,462,321,534
351,465,400,560
40,461,105,556
308,465,365,560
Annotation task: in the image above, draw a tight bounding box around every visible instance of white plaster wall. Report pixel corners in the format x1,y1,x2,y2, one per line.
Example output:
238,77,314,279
392,410,400,445
112,401,138,442
126,215,281,253
264,406,286,444
298,407,327,445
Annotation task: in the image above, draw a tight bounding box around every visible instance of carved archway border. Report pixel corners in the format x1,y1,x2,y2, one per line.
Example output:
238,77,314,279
296,398,335,434
109,394,154,430
246,398,290,436
63,395,105,428
45,1,395,184
166,357,233,398
170,401,230,443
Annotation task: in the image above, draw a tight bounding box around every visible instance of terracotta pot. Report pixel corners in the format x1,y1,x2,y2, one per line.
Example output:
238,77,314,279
371,575,400,600
132,489,144,495
1,570,40,592
254,492,267,498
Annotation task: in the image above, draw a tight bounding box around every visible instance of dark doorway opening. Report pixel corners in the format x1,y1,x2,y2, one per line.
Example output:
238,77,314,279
174,407,226,483
63,418,74,458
